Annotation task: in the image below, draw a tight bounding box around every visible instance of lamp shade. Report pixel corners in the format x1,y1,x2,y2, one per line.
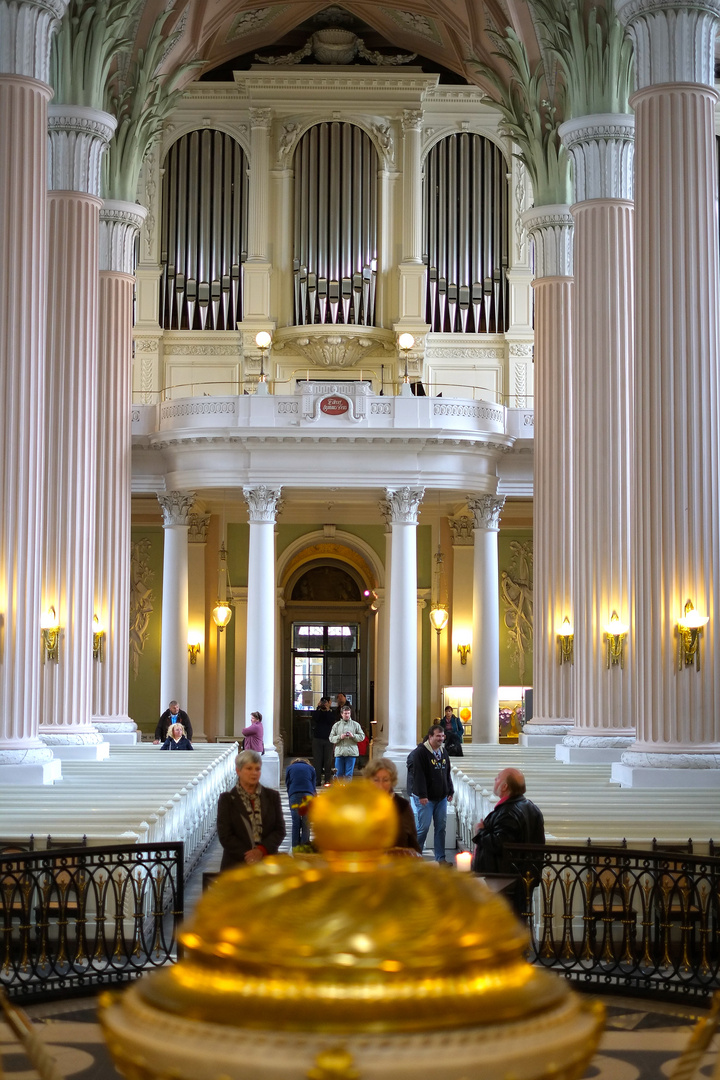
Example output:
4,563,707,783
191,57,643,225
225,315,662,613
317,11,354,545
212,602,233,629
429,604,449,633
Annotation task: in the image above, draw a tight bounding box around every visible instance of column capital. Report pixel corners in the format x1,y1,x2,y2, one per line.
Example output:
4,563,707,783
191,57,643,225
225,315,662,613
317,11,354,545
617,0,720,88
559,114,635,203
401,109,422,133
384,486,424,523
522,205,574,278
448,515,474,546
99,200,147,274
378,498,393,531
249,107,272,129
158,491,196,527
243,485,282,523
0,0,67,82
188,512,210,544
466,494,505,532
48,104,116,196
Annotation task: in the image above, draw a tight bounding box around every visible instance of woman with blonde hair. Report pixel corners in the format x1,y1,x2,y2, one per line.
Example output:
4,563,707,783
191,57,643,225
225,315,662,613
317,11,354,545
363,757,421,853
160,722,193,750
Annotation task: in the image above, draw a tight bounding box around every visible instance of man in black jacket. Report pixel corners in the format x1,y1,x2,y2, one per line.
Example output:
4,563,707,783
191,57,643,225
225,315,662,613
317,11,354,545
154,700,193,744
406,724,454,862
471,767,545,914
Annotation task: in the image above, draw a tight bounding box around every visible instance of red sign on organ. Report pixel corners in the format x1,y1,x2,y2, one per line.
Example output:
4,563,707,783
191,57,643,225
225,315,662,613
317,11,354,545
320,396,349,415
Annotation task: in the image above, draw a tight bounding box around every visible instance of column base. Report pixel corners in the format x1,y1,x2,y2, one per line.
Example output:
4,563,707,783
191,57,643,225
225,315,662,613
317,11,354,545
93,719,139,745
0,759,63,785
260,748,280,789
519,722,572,746
383,746,415,791
39,734,111,761
556,734,634,764
612,750,720,788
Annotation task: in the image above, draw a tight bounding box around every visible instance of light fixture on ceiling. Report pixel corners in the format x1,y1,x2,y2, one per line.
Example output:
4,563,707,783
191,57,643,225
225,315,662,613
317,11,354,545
212,542,234,631
429,542,449,635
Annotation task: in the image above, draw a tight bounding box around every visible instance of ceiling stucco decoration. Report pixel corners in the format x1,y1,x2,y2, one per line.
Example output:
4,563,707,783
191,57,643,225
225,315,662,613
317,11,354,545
226,6,288,44
255,27,416,66
383,8,443,45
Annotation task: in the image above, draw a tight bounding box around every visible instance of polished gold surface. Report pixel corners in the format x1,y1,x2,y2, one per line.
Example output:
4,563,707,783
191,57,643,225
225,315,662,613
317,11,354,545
137,781,570,1033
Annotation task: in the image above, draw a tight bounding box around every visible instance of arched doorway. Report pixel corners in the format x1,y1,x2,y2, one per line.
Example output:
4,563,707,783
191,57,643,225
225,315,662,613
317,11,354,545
281,557,374,756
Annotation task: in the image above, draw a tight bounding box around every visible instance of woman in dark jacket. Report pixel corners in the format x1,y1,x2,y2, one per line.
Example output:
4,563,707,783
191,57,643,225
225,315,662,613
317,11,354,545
160,722,193,750
217,750,286,871
364,757,421,853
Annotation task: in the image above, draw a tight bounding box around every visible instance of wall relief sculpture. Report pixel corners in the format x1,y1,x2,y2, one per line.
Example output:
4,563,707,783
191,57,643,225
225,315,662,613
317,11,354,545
501,539,533,682
129,537,155,679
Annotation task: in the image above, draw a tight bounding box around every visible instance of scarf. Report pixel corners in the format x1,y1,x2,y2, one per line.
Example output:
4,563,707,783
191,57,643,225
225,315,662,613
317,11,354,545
237,782,263,844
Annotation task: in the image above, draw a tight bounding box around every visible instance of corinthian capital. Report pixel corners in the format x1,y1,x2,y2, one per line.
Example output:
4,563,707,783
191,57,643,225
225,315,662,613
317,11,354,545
249,107,272,129
158,491,196,527
243,485,283,523
466,494,505,532
384,487,424,523
401,109,422,133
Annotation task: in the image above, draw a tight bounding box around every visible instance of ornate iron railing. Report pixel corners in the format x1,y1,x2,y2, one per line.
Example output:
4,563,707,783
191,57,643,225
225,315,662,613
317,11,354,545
1,843,184,1003
504,842,720,1002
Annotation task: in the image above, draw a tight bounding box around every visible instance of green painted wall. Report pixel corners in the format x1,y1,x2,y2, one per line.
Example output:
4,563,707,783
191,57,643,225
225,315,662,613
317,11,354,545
128,525,164,733
498,529,533,686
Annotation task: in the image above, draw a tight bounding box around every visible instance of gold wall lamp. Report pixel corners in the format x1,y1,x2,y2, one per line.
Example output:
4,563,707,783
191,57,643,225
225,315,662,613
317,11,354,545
188,632,201,665
457,642,471,666
41,606,60,662
604,611,628,669
92,614,104,661
678,599,709,670
556,616,574,665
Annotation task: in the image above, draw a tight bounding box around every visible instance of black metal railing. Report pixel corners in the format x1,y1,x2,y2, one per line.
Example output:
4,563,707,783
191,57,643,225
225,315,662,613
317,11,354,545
1,842,184,1003
505,842,720,1003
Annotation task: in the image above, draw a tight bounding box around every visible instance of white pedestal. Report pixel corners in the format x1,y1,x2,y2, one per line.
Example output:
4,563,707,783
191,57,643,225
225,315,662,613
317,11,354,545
556,743,626,764
0,760,63,785
101,732,139,745
519,732,567,747
260,748,280,790
43,742,111,761
611,762,720,789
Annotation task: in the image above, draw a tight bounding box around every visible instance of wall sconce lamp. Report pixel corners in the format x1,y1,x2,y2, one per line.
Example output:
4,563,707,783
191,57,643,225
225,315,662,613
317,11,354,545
604,611,628,669
457,642,471,666
556,616,574,665
255,330,272,395
398,332,414,397
188,632,201,665
41,606,60,663
92,614,104,661
678,599,709,670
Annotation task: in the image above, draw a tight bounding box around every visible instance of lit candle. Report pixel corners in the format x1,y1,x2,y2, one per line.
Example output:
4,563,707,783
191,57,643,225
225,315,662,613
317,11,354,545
455,851,472,873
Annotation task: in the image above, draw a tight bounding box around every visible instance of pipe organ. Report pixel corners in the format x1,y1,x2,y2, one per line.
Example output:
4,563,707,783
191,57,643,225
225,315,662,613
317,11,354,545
423,134,509,334
159,130,248,331
293,122,378,326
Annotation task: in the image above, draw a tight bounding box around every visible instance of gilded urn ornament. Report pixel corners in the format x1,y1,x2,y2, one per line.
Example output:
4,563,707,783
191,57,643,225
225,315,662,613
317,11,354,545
99,782,604,1079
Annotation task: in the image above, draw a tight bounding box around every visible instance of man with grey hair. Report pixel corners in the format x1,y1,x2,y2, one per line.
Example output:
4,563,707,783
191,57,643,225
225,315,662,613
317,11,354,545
217,750,285,871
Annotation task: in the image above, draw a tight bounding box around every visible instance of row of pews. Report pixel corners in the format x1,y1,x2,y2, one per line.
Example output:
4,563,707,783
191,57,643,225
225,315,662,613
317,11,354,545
0,744,238,872
451,745,718,851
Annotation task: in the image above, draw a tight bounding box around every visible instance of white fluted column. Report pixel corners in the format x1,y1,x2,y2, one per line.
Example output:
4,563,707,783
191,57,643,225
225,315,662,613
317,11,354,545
521,206,575,744
243,485,282,786
384,487,424,780
39,105,116,759
556,115,636,764
467,495,504,744
92,201,146,745
158,492,195,715
243,108,272,323
0,0,66,783
614,0,720,786
397,109,426,325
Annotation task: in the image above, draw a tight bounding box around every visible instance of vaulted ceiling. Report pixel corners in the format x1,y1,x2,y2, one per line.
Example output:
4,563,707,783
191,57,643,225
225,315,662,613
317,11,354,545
135,1,543,93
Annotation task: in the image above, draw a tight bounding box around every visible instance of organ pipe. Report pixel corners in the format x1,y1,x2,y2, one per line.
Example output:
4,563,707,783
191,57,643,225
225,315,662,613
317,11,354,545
423,134,509,334
294,121,378,326
159,129,248,331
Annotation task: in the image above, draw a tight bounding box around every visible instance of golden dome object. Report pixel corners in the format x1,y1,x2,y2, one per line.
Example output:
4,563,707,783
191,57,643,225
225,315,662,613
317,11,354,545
133,782,570,1035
